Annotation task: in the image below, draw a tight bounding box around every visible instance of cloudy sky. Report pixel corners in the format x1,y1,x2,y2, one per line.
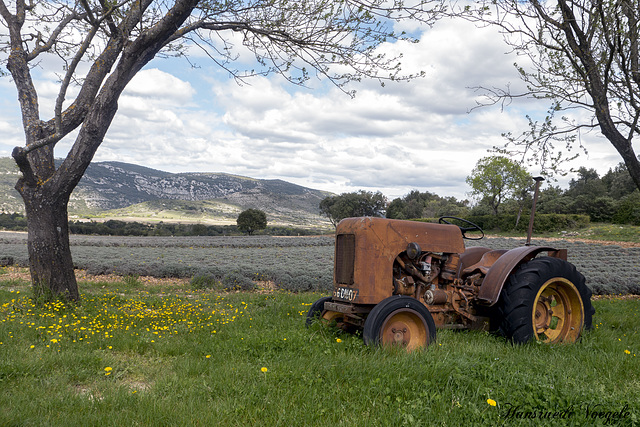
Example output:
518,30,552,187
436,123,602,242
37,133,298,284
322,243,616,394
0,16,624,201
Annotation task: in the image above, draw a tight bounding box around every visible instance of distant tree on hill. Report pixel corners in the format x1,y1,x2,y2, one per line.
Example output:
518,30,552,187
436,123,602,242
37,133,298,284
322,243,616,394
237,209,267,235
319,191,387,227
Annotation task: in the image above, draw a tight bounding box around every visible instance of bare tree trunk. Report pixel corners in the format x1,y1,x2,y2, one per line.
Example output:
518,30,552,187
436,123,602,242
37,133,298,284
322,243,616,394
21,186,79,301
515,205,523,229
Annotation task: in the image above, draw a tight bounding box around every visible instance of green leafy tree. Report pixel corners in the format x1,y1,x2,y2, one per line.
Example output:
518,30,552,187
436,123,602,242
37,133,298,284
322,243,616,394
386,190,468,219
463,0,640,191
319,191,387,227
237,209,267,235
602,161,638,200
466,156,532,216
566,168,606,199
0,0,440,301
537,185,571,214
537,168,630,222
613,191,640,225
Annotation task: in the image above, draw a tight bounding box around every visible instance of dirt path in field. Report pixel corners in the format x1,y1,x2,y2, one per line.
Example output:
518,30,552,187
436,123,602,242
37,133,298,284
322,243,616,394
2,266,190,287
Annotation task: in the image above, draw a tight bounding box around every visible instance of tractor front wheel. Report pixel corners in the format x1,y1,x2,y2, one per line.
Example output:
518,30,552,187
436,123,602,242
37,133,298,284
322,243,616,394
363,296,436,351
498,257,594,344
305,296,342,328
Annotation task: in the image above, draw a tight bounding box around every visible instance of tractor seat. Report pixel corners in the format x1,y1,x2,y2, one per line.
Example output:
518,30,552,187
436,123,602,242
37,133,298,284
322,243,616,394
461,249,508,276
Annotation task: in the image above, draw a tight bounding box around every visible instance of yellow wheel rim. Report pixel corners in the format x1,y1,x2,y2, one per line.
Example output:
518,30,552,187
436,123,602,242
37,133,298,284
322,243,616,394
321,310,342,326
532,278,584,343
380,309,428,351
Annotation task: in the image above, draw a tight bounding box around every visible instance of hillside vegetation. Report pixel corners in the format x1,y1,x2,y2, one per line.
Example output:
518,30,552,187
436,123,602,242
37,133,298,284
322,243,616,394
0,158,332,228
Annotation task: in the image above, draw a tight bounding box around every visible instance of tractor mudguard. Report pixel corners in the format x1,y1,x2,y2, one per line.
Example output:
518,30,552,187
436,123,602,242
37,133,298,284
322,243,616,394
477,246,567,306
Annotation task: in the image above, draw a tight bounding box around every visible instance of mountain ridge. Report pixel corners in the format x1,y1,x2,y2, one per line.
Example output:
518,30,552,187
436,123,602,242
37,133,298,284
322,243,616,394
0,158,333,228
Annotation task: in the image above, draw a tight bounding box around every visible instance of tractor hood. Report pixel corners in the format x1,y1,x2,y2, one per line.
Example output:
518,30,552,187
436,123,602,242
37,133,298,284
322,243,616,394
336,217,465,257
333,217,465,305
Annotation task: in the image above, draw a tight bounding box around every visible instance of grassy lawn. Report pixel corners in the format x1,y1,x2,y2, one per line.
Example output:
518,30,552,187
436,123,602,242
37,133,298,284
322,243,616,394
1,275,638,426
493,223,640,245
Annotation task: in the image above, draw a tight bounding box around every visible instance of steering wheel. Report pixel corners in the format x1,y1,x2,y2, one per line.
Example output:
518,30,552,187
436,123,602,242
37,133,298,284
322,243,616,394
438,216,484,240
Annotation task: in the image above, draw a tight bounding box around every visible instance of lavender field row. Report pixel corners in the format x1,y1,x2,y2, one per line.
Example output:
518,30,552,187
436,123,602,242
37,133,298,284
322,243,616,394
1,232,638,294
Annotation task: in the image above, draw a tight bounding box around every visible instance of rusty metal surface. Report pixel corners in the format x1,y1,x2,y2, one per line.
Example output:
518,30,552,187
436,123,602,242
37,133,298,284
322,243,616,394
324,301,372,314
334,217,465,305
477,246,561,305
457,247,491,276
461,249,508,276
329,217,571,334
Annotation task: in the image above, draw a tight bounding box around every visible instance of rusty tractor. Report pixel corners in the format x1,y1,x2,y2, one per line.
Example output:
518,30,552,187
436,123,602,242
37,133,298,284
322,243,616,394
306,216,594,350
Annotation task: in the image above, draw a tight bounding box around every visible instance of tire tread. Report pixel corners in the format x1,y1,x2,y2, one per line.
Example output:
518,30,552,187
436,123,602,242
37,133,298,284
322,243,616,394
498,257,594,344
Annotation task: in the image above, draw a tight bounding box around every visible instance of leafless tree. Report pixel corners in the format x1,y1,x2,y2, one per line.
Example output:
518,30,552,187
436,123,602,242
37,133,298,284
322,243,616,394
0,0,442,301
464,0,640,189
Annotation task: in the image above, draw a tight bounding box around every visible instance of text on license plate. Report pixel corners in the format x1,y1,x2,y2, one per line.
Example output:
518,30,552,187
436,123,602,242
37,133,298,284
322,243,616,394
333,286,359,302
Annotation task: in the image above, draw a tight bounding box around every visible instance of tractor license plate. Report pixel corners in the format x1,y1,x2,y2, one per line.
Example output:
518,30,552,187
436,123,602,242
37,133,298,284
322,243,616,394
333,286,359,302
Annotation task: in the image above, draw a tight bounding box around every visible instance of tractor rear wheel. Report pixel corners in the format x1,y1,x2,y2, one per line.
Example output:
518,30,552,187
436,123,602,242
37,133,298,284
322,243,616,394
498,257,594,344
363,296,436,351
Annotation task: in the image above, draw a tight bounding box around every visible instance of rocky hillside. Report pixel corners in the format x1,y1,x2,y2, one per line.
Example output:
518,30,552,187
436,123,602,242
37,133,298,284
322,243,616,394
0,158,333,227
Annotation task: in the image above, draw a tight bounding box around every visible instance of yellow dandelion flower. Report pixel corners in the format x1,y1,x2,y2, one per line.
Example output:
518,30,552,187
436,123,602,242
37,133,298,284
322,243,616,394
206,355,211,358
261,367,268,373
625,349,631,355
487,399,497,407
336,338,342,343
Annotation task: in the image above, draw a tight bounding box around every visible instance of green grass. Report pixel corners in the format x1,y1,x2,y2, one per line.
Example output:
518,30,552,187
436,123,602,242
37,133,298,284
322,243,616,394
494,223,640,244
575,223,640,243
1,279,638,426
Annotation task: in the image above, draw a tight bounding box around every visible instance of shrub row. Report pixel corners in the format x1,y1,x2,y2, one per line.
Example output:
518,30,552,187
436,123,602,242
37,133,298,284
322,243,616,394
0,213,328,236
69,220,327,237
417,214,590,233
0,232,334,249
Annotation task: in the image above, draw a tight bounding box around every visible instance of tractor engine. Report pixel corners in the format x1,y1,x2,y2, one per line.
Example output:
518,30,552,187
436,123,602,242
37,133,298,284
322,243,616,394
392,248,487,330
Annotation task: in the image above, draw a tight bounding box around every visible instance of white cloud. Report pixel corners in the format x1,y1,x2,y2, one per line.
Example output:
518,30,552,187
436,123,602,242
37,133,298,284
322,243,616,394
126,69,196,101
0,18,625,202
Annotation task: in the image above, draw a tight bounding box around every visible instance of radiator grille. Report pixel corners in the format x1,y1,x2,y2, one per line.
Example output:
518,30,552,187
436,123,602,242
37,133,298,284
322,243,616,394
335,234,355,285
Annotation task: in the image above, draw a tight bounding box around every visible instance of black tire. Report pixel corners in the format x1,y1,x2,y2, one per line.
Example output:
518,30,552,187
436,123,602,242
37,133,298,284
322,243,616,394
363,296,436,351
498,256,595,344
305,296,332,328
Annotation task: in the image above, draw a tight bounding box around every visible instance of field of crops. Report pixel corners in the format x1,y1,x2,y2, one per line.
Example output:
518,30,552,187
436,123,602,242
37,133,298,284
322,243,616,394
1,232,639,294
